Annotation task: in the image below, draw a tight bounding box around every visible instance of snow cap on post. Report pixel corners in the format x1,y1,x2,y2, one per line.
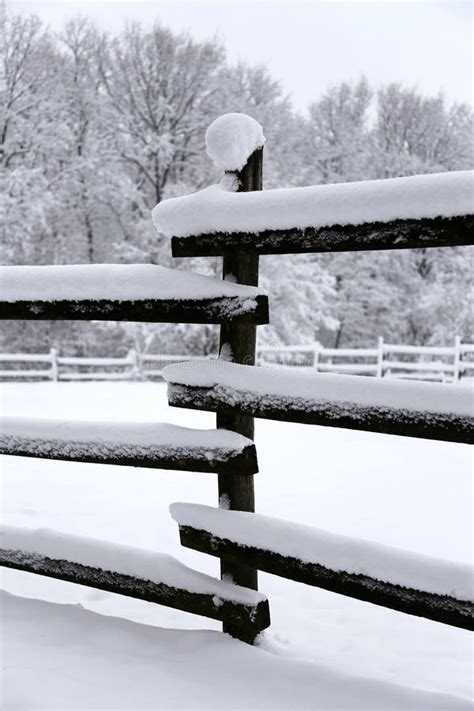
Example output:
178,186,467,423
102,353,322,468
205,113,266,172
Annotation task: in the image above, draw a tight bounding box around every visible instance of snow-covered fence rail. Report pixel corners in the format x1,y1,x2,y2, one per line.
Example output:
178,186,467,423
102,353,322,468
163,169,474,258
0,526,269,633
164,359,473,444
172,504,473,631
0,418,258,475
139,353,215,379
257,336,473,382
0,264,268,324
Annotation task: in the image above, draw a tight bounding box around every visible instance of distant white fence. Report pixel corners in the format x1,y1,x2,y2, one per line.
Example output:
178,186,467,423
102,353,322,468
0,337,472,383
0,350,213,382
257,337,473,383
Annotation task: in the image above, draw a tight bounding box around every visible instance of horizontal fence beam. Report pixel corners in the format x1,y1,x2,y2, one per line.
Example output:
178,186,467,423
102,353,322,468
0,548,270,634
140,354,211,363
171,215,474,257
167,381,473,444
0,297,269,325
58,371,134,381
314,348,379,358
0,417,259,475
384,360,454,373
58,356,134,366
0,353,55,362
316,364,378,374
0,369,53,378
383,344,456,356
178,525,473,631
0,441,257,474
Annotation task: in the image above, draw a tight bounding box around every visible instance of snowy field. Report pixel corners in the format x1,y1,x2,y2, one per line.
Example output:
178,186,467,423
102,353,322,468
0,381,472,709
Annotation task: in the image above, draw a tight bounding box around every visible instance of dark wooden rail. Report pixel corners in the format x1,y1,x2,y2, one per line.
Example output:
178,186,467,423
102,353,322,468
0,297,269,325
0,546,270,633
0,263,269,324
0,419,259,475
172,215,474,257
178,525,473,631
166,376,473,445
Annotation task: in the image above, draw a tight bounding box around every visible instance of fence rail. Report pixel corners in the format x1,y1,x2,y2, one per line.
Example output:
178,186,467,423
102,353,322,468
0,337,472,383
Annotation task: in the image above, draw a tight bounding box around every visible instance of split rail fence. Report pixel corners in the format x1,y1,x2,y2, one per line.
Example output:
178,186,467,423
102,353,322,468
1,337,473,382
0,115,473,645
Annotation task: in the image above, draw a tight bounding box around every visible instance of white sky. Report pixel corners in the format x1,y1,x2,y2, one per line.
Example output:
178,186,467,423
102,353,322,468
10,0,473,112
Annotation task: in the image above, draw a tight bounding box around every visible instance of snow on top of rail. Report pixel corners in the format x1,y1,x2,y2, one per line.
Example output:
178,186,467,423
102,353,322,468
205,113,265,171
171,503,474,602
162,359,474,418
0,417,253,455
0,524,266,604
0,264,264,302
152,170,474,239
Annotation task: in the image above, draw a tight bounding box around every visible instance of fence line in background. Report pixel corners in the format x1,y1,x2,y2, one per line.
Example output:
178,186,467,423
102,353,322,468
0,337,472,383
0,349,216,382
258,336,473,383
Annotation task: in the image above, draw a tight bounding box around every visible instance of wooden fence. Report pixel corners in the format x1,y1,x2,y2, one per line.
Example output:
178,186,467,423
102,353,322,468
0,349,137,381
0,350,212,381
1,337,473,382
258,336,474,382
0,114,473,646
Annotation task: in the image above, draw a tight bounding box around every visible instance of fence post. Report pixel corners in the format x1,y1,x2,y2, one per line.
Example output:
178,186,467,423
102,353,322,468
128,348,140,380
216,144,263,642
313,344,320,371
453,335,462,382
50,348,58,381
376,337,384,378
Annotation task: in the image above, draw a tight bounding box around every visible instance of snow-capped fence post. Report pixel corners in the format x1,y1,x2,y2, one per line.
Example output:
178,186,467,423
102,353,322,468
453,335,462,382
206,114,265,640
50,348,58,381
376,337,384,378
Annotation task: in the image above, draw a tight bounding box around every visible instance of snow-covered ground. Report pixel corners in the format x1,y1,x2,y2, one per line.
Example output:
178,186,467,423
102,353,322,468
1,382,472,708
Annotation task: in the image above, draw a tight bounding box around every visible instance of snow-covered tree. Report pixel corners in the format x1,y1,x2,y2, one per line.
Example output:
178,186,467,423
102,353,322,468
307,78,373,184
0,12,57,262
98,23,225,208
374,84,473,177
314,81,473,347
259,256,337,346
1,11,472,354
